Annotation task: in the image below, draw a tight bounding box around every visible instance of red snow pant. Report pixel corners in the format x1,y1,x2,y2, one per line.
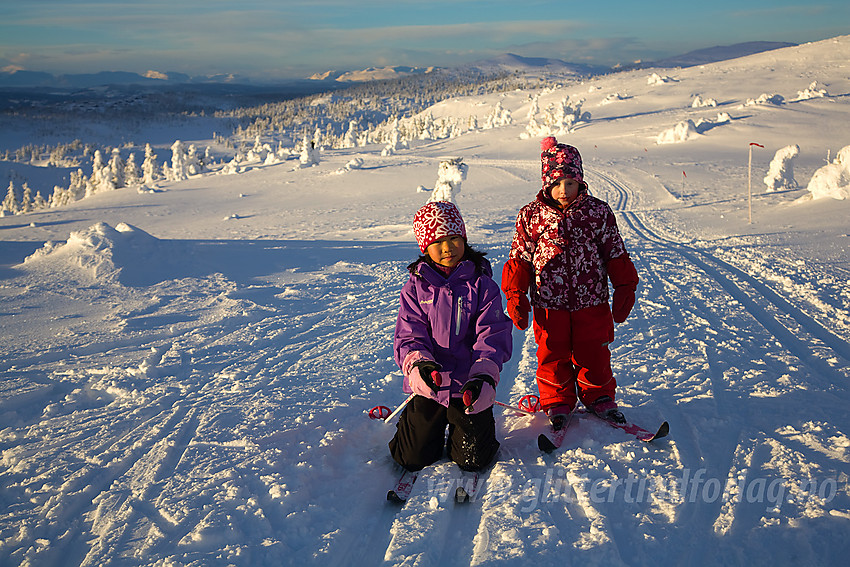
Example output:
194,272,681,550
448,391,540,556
532,303,617,411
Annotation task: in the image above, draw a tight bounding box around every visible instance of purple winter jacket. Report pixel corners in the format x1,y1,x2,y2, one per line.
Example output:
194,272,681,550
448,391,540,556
394,257,513,407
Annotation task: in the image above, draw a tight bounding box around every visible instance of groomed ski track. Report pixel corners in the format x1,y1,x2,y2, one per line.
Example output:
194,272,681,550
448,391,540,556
1,159,848,567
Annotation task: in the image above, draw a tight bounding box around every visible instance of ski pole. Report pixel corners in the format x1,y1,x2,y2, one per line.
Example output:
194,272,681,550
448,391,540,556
381,370,442,424
494,400,537,416
382,393,415,423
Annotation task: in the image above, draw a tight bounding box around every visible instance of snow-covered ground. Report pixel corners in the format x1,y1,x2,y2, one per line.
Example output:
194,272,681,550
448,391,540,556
1,36,850,567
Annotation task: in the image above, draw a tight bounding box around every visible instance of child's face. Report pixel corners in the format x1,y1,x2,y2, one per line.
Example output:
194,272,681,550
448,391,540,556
550,177,581,208
427,235,465,268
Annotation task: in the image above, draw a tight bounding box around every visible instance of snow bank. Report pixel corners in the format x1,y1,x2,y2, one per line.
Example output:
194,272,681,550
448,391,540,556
24,222,162,284
806,145,850,200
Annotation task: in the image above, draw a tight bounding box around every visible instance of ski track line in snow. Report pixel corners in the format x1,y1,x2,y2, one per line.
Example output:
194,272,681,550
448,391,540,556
588,167,850,555
592,167,850,383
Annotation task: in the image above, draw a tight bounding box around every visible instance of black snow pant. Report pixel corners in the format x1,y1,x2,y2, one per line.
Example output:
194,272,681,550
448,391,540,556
389,395,499,472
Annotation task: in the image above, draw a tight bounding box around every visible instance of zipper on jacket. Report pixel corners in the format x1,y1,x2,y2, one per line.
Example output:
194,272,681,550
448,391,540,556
455,297,463,336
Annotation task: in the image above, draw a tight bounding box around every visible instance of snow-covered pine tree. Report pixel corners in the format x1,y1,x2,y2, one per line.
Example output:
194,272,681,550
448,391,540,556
20,183,33,213
142,144,159,185
32,190,47,210
48,185,68,208
124,153,141,187
169,140,187,181
186,144,202,176
108,148,125,189
68,169,86,201
2,181,20,214
88,150,106,196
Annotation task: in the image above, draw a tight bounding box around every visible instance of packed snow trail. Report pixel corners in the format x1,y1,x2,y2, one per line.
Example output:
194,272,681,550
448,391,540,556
1,160,849,567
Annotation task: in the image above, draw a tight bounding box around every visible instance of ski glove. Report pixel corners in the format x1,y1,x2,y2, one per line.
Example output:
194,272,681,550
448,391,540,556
460,375,497,414
505,292,531,330
410,360,442,400
607,255,639,324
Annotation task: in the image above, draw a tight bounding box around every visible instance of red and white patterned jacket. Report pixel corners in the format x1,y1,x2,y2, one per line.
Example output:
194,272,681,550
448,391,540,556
507,189,629,311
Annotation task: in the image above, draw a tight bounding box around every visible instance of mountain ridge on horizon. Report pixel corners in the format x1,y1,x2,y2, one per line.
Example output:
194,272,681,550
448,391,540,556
0,40,798,89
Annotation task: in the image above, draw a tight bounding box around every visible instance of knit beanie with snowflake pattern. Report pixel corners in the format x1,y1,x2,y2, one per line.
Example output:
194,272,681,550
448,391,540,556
413,201,467,253
540,136,584,190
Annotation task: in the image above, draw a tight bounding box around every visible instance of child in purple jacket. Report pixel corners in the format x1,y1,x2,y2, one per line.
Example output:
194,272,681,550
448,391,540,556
389,201,513,472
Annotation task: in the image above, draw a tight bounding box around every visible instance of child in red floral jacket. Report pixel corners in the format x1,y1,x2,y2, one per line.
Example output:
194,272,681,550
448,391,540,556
501,137,639,430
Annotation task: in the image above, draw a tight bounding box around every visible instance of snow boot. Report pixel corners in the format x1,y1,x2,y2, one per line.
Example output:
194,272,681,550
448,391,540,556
546,404,573,431
589,396,626,424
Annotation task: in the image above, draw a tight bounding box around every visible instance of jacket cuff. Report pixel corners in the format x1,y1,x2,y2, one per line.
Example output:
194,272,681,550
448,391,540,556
402,350,433,377
469,358,500,386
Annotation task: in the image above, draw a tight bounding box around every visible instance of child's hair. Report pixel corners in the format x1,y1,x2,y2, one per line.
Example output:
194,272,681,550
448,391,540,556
408,242,488,274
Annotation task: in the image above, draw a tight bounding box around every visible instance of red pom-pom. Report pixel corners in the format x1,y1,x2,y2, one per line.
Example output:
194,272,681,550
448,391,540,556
541,136,558,152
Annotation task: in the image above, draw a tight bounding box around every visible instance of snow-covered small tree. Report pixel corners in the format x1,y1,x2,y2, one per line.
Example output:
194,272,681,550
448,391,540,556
124,152,141,187
806,144,850,200
68,169,86,202
186,144,202,175
2,181,20,214
484,101,512,129
692,95,718,108
764,144,800,192
49,185,69,208
108,148,125,189
425,158,468,204
142,144,159,185
168,140,188,181
85,150,114,196
341,120,358,149
20,183,34,213
32,190,47,210
793,81,829,101
300,135,319,166
89,150,106,191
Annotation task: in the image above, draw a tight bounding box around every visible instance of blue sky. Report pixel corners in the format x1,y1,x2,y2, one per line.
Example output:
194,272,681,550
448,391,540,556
1,1,847,80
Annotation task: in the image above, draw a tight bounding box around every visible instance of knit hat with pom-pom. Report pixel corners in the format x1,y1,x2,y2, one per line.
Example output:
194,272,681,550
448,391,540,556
413,201,467,253
540,136,584,189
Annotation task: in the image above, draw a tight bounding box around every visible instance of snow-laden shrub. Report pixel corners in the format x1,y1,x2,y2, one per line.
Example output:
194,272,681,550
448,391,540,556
220,156,240,175
807,145,850,200
484,101,512,129
299,135,319,166
656,120,701,144
744,93,785,107
523,96,588,138
692,95,718,108
647,73,676,85
792,81,829,101
381,118,408,156
142,144,159,186
764,144,800,192
345,157,364,171
601,93,628,105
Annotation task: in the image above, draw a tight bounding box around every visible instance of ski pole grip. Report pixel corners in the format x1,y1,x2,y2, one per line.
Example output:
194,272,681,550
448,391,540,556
431,370,442,388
